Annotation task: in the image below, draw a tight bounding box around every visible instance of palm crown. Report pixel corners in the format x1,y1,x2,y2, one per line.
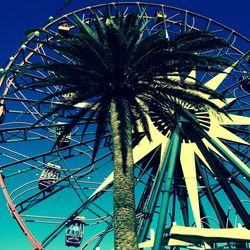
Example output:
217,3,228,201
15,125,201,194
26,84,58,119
11,11,230,157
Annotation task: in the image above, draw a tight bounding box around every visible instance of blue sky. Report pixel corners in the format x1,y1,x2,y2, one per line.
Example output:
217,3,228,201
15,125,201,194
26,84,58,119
0,1,249,250
0,0,249,67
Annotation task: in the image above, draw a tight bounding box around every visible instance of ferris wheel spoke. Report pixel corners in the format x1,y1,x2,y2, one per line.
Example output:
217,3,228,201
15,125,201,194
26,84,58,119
203,132,250,180
0,136,98,170
223,141,250,163
13,152,112,213
25,46,63,64
194,134,250,228
0,174,44,250
196,159,230,228
41,176,114,248
180,143,201,228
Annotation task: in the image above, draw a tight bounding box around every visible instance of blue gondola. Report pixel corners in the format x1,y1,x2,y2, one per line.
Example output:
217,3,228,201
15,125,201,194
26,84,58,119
38,163,61,192
65,216,85,247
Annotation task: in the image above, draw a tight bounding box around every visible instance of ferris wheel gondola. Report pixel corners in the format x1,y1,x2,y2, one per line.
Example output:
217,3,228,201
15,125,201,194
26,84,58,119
38,163,61,192
65,216,85,247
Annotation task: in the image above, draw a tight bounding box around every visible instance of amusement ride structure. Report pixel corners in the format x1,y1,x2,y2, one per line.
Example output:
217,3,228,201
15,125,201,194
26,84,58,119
0,2,249,249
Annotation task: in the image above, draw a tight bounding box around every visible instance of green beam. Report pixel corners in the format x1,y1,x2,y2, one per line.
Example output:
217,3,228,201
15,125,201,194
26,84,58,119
138,132,175,242
153,124,181,250
202,131,250,182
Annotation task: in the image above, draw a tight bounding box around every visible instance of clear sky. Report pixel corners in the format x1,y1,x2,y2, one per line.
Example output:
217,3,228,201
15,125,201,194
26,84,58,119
0,0,249,67
0,1,249,250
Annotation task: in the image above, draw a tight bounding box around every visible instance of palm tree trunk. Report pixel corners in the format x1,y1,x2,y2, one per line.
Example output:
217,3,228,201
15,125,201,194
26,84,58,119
110,99,138,250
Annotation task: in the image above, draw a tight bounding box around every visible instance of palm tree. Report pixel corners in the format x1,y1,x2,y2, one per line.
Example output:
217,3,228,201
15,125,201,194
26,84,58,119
9,10,231,249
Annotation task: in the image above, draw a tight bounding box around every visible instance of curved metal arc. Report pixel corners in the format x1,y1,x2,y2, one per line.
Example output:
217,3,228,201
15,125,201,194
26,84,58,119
80,222,113,250
0,1,248,91
3,155,113,248
56,150,114,221
63,1,248,43
15,151,112,213
42,172,114,247
0,136,102,170
0,173,43,250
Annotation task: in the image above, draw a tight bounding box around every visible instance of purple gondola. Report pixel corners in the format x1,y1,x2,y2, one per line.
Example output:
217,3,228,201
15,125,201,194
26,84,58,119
38,163,61,192
65,216,85,247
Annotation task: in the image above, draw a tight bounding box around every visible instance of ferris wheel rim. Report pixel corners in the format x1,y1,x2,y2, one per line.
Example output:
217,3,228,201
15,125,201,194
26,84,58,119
0,2,249,250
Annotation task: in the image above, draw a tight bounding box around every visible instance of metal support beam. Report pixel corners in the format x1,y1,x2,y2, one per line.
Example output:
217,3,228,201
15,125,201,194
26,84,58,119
138,132,175,242
153,123,181,250
194,133,250,229
202,131,250,181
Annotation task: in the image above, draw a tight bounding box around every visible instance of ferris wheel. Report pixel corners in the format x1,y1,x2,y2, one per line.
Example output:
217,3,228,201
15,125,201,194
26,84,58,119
0,2,249,250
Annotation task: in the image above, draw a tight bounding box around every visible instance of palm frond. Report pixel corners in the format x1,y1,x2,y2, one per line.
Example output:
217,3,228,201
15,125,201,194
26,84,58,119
9,11,232,158
91,98,111,162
